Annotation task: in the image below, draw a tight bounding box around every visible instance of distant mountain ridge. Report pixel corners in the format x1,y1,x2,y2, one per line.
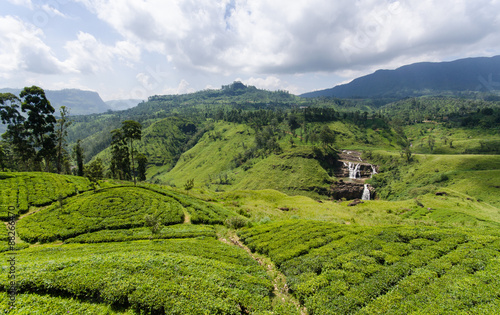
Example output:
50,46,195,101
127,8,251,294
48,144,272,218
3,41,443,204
0,88,110,115
301,55,500,98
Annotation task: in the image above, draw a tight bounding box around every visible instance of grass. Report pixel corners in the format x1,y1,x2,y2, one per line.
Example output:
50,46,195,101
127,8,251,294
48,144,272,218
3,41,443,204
219,187,500,229
370,152,500,208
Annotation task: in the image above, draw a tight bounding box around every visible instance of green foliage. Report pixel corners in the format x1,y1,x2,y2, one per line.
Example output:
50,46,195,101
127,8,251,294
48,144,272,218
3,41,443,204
84,157,104,183
0,239,274,314
225,216,249,229
0,292,137,314
138,184,238,225
17,186,185,243
238,220,500,314
184,178,194,191
64,224,216,243
136,153,147,181
0,172,92,219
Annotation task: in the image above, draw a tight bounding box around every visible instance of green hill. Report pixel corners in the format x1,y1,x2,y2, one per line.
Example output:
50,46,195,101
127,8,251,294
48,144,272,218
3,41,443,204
1,82,499,313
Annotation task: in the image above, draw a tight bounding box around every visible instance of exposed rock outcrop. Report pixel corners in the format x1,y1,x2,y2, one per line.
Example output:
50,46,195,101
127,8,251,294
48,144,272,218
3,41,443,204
329,180,375,200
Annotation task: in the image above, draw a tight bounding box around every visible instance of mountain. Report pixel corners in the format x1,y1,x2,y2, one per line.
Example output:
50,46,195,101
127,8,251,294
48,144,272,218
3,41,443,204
105,99,144,111
0,88,110,115
301,55,500,99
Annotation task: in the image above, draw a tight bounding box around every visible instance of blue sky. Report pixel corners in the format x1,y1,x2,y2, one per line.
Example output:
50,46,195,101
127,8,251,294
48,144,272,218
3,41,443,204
1,0,500,101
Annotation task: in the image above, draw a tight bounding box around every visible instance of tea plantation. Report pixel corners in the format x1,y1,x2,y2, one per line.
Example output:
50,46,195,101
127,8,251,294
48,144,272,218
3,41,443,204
238,220,500,314
17,186,186,243
0,172,92,219
1,171,500,314
0,240,274,314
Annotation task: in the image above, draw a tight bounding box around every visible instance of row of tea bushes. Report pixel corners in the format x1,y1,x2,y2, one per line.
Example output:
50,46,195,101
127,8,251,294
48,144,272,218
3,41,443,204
138,183,238,224
64,224,217,243
238,220,500,314
0,239,273,314
0,292,136,315
0,172,92,219
17,187,185,243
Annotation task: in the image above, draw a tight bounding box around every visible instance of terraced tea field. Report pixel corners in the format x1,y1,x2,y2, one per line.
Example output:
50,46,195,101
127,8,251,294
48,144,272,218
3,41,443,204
238,220,500,314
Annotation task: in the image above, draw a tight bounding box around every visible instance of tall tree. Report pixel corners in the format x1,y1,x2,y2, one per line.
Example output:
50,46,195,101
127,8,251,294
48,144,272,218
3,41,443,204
55,106,72,174
319,125,336,149
72,140,85,177
110,129,130,180
137,153,148,182
121,120,142,185
0,93,32,170
20,86,56,170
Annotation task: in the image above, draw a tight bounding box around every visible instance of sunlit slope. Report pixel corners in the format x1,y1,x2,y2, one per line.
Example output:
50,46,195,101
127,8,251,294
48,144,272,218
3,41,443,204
371,152,500,208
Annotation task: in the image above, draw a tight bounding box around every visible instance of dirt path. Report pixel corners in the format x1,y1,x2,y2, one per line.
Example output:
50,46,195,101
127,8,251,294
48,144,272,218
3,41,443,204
219,231,307,315
182,208,191,224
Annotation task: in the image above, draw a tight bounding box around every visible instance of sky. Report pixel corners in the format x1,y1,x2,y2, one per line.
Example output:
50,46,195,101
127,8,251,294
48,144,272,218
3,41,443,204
1,0,500,101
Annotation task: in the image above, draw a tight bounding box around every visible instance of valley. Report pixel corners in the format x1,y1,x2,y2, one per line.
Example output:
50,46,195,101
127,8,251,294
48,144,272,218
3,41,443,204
1,80,499,314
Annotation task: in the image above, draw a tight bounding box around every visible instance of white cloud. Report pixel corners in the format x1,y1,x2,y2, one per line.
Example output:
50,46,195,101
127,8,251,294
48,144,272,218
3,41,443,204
7,0,32,9
74,0,500,78
161,79,195,95
63,32,140,74
0,16,68,75
41,4,69,18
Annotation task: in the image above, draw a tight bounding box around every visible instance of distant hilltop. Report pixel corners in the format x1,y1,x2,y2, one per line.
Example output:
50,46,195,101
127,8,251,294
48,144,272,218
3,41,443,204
0,88,113,116
301,55,500,99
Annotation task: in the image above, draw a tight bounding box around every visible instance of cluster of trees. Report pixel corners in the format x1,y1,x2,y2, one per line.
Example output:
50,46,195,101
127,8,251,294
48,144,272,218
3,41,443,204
110,120,147,184
1,86,148,185
0,87,71,173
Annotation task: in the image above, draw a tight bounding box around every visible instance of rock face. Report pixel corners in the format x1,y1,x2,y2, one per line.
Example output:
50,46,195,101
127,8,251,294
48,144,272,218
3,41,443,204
333,161,375,179
334,150,378,179
329,180,375,200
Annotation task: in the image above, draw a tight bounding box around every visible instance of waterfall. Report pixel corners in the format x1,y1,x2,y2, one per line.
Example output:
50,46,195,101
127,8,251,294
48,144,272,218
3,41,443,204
361,184,370,200
370,164,378,178
348,162,361,179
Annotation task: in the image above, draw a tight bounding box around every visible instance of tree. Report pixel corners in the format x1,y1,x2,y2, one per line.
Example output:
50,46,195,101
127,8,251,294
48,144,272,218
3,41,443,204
287,114,301,133
110,129,130,180
84,158,104,192
319,125,336,149
144,211,163,237
428,135,435,153
72,140,85,177
20,86,56,170
121,120,142,185
400,145,413,163
184,178,194,192
0,93,32,169
137,153,148,181
55,106,72,174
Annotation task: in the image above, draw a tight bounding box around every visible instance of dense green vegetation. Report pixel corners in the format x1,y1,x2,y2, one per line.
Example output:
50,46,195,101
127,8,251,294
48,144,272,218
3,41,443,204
17,186,185,243
64,224,216,243
1,82,499,314
0,172,92,219
0,240,274,314
238,220,500,314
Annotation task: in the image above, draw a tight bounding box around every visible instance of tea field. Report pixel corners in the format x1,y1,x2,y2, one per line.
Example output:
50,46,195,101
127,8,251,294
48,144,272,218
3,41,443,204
17,186,186,243
238,220,500,314
0,172,93,219
1,171,500,314
0,240,274,314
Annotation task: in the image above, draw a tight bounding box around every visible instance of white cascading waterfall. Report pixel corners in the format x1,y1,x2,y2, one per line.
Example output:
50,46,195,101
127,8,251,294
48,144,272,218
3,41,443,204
348,162,361,179
370,164,378,178
361,184,370,200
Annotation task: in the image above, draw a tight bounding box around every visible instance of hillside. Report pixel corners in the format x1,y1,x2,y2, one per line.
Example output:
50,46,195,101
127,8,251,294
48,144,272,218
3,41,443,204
1,168,499,313
301,55,500,99
0,88,110,115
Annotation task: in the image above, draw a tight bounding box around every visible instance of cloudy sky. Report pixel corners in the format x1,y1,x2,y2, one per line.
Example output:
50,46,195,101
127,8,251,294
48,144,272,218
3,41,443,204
1,0,500,101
